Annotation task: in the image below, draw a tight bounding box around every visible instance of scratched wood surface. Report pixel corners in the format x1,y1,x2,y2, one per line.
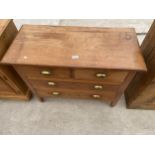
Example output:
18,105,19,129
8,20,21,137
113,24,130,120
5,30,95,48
2,25,146,71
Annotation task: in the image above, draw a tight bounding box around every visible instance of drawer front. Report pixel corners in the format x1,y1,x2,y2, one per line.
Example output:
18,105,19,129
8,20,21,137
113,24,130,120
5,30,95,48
28,79,119,92
0,78,16,94
74,69,128,84
15,66,71,79
35,87,116,102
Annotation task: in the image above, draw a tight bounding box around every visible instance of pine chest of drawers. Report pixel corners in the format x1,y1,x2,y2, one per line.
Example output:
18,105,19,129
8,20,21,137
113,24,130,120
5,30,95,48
2,25,147,106
0,20,31,100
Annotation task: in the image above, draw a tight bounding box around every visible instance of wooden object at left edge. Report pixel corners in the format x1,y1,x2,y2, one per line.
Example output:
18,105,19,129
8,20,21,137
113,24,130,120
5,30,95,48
0,19,32,100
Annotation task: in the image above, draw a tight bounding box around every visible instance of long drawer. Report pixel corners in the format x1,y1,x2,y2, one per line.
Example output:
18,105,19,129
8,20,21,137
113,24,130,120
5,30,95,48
35,87,116,102
28,79,120,92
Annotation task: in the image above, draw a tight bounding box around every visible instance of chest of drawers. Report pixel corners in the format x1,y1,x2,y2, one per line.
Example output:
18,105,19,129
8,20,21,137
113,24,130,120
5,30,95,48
0,20,31,100
2,25,147,106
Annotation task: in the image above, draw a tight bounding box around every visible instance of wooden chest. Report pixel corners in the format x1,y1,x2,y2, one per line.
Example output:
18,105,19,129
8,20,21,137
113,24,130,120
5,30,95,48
0,20,31,100
2,25,147,106
125,20,155,109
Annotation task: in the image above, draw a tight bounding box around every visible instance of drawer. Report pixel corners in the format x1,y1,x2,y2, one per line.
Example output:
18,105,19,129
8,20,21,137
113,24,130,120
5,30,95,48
15,66,71,79
28,79,119,92
74,69,128,84
35,87,116,102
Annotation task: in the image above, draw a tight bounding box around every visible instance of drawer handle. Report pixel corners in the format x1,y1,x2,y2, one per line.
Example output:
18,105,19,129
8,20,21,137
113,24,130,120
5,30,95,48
41,70,51,75
52,92,60,96
96,73,106,78
92,94,101,99
48,81,56,86
94,85,103,90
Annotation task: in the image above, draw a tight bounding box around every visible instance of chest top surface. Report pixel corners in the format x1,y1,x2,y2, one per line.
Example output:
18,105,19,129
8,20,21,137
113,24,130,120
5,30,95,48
2,25,146,71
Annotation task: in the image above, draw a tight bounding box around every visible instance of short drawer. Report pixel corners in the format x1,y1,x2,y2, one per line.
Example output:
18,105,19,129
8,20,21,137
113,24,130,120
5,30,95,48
15,66,71,79
28,79,119,92
74,69,128,84
35,87,116,102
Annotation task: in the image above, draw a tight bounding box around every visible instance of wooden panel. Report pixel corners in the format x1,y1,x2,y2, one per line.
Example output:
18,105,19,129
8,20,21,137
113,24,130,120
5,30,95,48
0,20,17,60
112,71,136,106
0,77,16,94
2,25,147,71
28,78,120,92
125,20,155,109
0,89,31,100
36,87,116,103
74,69,128,84
0,20,11,36
0,19,32,100
0,65,29,94
126,82,155,109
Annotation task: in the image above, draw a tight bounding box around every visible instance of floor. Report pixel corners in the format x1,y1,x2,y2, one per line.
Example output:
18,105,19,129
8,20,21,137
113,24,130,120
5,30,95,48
0,19,154,135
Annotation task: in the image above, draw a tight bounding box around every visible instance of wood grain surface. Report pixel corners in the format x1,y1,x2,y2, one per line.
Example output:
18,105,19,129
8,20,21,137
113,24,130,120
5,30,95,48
0,20,17,59
2,25,147,71
0,19,32,100
2,24,147,105
125,20,155,109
